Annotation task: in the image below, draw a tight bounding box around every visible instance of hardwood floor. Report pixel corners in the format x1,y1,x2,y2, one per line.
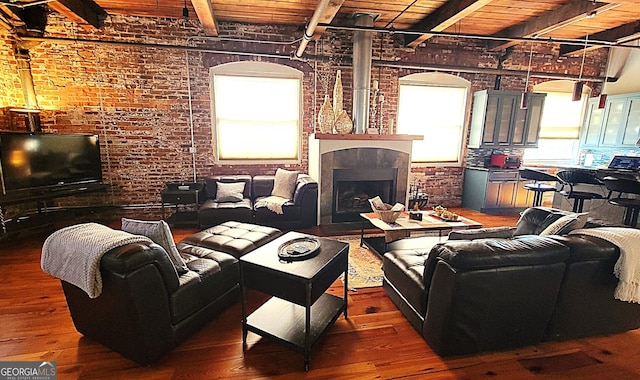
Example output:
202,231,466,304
2,209,640,379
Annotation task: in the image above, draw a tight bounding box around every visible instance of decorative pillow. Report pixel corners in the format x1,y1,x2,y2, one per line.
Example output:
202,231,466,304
121,218,188,275
215,181,245,203
540,212,589,236
271,168,299,199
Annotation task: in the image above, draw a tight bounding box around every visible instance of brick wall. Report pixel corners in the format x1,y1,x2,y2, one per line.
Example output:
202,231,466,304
0,14,607,216
1,28,20,125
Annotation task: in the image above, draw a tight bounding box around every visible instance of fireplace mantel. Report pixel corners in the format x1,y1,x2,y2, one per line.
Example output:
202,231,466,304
312,133,423,141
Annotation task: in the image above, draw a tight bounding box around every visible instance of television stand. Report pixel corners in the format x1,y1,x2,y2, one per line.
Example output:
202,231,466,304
0,183,111,237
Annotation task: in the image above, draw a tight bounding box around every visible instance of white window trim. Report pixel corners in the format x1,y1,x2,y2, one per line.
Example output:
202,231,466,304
210,61,303,164
397,72,471,167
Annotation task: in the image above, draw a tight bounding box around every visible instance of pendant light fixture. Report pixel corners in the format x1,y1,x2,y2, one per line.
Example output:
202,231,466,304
598,49,611,109
573,19,591,102
183,0,189,19
521,44,534,109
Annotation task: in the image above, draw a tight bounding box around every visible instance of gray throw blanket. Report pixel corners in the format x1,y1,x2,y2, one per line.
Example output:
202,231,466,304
41,223,152,298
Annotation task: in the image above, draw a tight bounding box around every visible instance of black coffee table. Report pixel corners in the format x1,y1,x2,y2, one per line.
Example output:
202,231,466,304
239,231,349,371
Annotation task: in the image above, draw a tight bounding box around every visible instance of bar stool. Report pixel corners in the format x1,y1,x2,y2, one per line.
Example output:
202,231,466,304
519,168,558,207
556,170,606,212
602,176,640,227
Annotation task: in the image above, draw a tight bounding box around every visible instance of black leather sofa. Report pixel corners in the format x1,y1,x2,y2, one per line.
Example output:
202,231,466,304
383,207,640,356
60,222,281,365
198,174,318,230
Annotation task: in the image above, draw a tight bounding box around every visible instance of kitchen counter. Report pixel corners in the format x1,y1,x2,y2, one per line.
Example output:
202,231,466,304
464,166,522,172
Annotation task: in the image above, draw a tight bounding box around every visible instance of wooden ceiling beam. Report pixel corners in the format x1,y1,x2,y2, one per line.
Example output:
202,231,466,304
48,0,107,30
560,20,640,56
191,0,218,36
405,0,496,48
0,4,23,24
312,0,344,39
488,0,619,52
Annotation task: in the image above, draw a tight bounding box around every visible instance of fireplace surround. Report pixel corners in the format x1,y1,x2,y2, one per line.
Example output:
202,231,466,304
308,134,419,226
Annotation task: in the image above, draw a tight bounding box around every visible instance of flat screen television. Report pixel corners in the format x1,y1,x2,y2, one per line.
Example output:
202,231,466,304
0,132,103,195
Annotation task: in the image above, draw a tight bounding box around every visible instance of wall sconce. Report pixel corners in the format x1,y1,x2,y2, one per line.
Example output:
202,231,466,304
9,107,41,132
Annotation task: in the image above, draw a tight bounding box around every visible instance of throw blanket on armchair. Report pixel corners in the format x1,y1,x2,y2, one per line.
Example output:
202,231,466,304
255,195,289,215
41,223,152,299
570,227,640,303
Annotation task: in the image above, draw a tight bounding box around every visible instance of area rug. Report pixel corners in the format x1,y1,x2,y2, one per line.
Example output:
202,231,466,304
333,235,383,290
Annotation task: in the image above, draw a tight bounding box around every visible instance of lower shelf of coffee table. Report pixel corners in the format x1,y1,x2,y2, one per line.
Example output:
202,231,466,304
245,293,345,352
361,236,388,256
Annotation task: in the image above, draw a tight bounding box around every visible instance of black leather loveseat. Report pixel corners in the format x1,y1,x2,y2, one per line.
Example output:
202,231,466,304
198,173,318,230
383,207,640,356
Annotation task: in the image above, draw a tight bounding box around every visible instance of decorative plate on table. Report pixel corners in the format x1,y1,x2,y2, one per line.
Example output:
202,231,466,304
277,236,321,262
430,212,460,222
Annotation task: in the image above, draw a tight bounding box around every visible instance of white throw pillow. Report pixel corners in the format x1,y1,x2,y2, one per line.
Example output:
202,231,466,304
540,212,589,236
121,218,188,275
215,181,245,203
271,168,299,199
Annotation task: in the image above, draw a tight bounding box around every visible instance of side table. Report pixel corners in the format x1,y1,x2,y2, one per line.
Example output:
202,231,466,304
161,185,202,227
240,231,349,371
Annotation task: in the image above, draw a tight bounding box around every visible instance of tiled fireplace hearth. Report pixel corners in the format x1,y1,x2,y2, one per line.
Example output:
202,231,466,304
308,134,419,226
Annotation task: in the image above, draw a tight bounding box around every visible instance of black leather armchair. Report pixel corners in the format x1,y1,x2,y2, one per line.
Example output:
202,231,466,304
384,236,569,356
61,240,240,365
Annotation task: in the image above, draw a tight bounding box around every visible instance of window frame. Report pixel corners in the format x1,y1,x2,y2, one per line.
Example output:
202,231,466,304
210,61,303,164
523,80,590,165
396,73,470,166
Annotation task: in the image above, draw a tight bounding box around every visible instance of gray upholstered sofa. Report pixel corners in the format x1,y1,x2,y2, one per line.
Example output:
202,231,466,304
382,207,640,356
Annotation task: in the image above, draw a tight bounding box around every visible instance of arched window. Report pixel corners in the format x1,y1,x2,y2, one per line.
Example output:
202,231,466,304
397,72,470,164
210,61,302,163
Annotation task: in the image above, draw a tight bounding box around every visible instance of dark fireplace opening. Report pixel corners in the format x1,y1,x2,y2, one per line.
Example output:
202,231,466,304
332,168,397,223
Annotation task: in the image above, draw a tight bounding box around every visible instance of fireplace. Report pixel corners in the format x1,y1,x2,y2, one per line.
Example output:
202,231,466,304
309,136,418,226
332,168,397,223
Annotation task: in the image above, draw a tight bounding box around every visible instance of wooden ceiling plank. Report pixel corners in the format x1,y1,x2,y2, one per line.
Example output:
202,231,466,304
405,0,496,47
48,0,108,30
0,4,23,24
191,0,218,36
488,0,619,51
560,20,640,55
313,0,345,38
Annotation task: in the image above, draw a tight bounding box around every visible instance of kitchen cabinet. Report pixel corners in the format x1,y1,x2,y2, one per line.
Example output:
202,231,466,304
468,90,546,148
583,98,605,146
581,93,640,147
462,168,532,212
